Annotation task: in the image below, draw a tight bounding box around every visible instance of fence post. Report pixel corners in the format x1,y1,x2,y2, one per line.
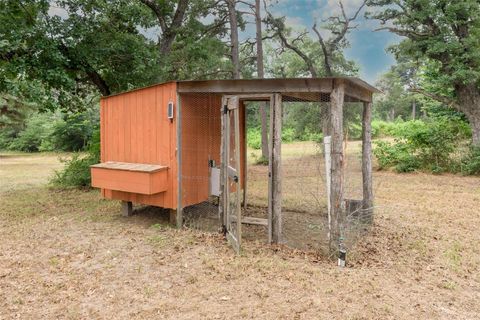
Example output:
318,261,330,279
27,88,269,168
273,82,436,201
362,101,373,221
269,93,282,243
323,135,332,245
329,80,345,252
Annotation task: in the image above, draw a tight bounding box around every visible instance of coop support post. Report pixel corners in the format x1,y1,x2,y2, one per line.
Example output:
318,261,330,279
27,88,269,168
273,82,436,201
323,135,332,243
329,80,346,252
169,209,177,225
176,93,183,228
242,101,248,210
362,101,373,221
219,96,227,231
269,93,282,244
121,201,133,217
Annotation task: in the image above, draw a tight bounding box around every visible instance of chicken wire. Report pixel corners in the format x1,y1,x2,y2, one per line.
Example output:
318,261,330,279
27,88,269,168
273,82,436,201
178,91,372,254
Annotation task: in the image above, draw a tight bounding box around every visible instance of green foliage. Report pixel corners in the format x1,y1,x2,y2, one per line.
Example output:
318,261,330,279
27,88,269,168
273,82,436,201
6,113,57,152
460,146,480,175
1,108,99,152
371,120,398,138
51,130,101,187
374,118,472,174
247,126,323,150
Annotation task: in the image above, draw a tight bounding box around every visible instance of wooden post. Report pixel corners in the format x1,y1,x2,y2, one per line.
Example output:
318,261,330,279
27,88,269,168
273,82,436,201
329,80,345,251
219,96,227,231
169,209,177,225
243,102,248,210
323,135,332,242
362,101,373,221
176,93,183,229
121,201,133,217
269,93,282,243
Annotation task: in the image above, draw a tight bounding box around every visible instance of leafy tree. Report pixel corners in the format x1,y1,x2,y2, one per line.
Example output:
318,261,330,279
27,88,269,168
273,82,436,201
367,0,480,146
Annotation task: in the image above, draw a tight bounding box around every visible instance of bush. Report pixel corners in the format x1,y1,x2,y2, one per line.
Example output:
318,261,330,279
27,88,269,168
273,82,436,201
460,146,480,175
247,127,262,149
2,107,99,152
247,126,323,149
7,113,57,152
371,120,398,138
51,130,100,187
373,118,472,174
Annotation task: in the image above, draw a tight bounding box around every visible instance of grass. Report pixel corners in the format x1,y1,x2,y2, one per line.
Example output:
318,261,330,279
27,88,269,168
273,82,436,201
1,144,480,319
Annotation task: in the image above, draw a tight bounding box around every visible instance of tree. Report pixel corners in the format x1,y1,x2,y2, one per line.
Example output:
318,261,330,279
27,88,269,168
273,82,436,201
264,0,363,135
375,63,420,121
264,0,365,78
139,0,189,56
226,0,240,79
367,0,480,146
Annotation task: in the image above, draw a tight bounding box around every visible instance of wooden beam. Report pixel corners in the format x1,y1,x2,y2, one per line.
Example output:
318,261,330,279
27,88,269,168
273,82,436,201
344,81,373,102
362,101,374,221
329,80,346,251
232,216,268,226
178,78,333,94
269,93,283,244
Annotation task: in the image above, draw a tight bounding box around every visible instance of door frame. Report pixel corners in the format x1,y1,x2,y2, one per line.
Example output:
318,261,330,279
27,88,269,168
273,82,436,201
219,93,282,249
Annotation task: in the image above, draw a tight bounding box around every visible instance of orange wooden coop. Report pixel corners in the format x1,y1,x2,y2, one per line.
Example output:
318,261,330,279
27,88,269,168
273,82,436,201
91,78,378,252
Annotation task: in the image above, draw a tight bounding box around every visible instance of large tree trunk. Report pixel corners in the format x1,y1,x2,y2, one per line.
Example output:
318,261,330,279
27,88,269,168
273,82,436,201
255,0,268,159
226,0,240,79
456,84,480,147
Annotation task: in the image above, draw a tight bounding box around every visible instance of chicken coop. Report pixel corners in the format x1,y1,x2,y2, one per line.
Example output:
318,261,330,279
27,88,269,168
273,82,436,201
91,78,378,252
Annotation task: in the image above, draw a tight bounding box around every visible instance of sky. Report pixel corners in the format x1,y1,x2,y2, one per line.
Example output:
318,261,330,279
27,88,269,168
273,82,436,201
247,0,402,84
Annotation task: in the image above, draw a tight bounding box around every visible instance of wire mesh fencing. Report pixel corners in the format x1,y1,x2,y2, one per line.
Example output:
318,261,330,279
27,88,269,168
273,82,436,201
178,92,372,255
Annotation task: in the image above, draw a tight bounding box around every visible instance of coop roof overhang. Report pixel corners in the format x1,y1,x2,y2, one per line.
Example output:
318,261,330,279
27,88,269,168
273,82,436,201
177,77,379,103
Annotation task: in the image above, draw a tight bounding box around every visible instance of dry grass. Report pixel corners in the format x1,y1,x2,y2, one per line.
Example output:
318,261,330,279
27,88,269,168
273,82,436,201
1,146,479,319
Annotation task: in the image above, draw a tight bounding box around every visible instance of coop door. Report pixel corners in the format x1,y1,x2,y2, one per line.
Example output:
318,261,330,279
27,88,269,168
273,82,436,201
222,96,242,253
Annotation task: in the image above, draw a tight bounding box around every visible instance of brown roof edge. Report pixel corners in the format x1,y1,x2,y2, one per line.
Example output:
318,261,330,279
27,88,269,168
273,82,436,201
101,77,379,100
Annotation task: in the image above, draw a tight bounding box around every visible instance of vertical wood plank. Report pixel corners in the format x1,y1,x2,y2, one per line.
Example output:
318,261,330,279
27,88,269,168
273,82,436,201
329,80,346,251
267,97,273,243
234,105,242,249
270,93,282,244
362,101,373,220
219,96,226,229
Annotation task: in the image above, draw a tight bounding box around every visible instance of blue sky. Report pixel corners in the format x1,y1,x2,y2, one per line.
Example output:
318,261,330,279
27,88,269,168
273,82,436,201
243,0,402,84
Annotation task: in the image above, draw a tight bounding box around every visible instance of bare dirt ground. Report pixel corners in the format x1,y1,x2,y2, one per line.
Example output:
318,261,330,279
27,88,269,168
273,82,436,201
1,147,479,319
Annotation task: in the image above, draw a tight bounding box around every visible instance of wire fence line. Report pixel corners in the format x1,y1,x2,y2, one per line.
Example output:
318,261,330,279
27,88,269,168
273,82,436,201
179,92,372,255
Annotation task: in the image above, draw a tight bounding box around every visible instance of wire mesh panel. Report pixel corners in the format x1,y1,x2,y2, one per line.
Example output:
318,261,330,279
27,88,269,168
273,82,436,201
279,94,330,252
178,90,372,255
180,93,223,232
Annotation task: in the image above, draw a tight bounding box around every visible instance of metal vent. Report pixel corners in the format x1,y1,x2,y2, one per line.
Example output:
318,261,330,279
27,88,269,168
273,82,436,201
167,101,174,119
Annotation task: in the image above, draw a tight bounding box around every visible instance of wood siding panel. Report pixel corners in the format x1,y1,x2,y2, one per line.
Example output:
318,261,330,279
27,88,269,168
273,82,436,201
98,82,177,209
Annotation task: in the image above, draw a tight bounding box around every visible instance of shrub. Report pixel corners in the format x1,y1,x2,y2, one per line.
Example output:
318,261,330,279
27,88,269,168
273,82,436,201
51,130,100,187
7,113,57,152
373,118,472,174
247,127,262,149
460,146,480,175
